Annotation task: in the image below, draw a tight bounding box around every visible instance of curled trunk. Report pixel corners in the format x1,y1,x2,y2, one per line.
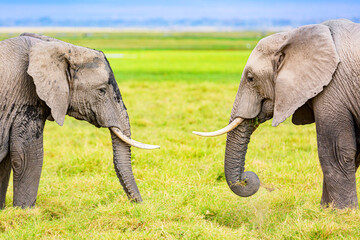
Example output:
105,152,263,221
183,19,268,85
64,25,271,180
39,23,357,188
224,119,260,197
111,131,142,202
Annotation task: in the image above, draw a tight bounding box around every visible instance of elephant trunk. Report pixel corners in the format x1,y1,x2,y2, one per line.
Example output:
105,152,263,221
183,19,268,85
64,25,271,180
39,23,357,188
110,130,142,202
224,118,260,197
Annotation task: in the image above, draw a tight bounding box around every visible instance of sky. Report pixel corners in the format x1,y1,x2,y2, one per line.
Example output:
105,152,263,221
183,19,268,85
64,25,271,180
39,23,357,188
0,0,359,28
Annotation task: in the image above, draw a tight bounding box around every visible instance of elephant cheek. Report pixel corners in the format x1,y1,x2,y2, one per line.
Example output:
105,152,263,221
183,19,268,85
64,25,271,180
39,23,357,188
231,88,262,120
95,99,130,131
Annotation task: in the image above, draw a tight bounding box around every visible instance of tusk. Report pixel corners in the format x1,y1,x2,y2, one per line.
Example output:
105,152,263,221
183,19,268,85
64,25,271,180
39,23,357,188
192,117,244,137
110,127,160,150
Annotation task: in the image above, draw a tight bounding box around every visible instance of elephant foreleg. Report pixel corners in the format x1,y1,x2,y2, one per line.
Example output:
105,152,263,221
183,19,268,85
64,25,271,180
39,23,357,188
314,107,358,209
0,154,11,208
10,119,45,208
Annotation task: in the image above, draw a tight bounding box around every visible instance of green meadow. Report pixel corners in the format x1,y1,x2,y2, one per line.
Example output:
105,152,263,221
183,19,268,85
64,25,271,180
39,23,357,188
1,31,360,239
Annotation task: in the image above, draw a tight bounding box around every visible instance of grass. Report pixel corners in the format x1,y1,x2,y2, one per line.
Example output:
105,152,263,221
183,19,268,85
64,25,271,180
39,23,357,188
0,31,267,50
1,32,360,239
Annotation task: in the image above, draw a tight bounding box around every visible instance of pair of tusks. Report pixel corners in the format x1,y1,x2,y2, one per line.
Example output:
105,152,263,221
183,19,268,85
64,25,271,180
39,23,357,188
110,127,160,150
110,117,243,149
192,117,244,137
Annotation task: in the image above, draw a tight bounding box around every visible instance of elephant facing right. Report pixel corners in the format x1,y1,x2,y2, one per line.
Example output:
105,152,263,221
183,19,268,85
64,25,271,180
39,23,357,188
194,19,360,209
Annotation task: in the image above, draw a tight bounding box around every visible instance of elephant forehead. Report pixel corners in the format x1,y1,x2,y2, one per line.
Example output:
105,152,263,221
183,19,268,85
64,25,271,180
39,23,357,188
76,63,109,85
246,52,273,75
71,46,105,65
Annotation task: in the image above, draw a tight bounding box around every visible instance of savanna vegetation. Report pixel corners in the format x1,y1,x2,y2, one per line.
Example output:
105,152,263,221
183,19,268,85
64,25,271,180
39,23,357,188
0,31,360,239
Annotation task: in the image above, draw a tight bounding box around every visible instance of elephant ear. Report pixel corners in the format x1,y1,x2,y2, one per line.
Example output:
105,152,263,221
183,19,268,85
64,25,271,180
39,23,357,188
27,41,71,126
272,24,340,127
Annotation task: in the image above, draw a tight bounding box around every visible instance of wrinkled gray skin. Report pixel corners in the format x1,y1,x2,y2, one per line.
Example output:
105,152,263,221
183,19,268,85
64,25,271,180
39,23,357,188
224,19,360,209
0,33,142,208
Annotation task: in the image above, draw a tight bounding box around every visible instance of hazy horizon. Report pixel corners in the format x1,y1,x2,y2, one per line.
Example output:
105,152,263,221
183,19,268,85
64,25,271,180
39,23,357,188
0,0,359,29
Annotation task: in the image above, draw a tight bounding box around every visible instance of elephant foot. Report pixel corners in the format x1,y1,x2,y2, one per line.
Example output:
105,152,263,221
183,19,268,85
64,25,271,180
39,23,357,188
321,181,358,209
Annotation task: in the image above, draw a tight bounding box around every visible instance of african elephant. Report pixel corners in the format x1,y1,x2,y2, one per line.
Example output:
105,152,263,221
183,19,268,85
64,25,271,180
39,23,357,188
194,19,360,209
0,33,159,208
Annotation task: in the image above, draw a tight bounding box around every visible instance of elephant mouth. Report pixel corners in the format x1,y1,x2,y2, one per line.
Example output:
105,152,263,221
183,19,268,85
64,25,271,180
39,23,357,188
256,99,274,123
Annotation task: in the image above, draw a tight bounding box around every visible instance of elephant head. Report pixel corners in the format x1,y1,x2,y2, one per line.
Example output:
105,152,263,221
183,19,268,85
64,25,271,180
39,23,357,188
193,24,340,197
23,33,159,202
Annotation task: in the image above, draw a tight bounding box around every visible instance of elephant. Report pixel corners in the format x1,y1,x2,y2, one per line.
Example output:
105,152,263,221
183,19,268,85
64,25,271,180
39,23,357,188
193,19,360,209
0,33,159,208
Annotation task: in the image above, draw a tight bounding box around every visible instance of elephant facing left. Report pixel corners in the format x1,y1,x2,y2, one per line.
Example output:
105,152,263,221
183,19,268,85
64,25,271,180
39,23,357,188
0,33,159,208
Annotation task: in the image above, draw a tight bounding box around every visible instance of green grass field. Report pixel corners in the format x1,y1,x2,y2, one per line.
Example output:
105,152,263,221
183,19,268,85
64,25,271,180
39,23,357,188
1,31,360,239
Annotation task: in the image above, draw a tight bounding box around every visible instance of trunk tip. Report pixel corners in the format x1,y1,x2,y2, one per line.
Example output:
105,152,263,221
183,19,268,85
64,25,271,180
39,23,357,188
129,196,143,203
228,171,260,197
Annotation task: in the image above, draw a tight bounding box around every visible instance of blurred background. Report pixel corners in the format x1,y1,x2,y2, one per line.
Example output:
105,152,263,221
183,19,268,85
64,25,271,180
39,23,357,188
0,0,359,31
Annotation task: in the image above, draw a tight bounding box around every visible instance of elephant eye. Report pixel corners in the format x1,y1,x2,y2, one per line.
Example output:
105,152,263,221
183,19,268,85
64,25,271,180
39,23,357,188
99,88,106,96
247,76,254,83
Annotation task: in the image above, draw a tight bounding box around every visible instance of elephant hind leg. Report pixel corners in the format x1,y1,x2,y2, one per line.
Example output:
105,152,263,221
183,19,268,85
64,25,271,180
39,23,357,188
0,154,11,209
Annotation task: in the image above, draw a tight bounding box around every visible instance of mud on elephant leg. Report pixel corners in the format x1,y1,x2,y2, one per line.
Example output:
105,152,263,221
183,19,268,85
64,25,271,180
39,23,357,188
315,110,358,208
10,119,45,208
0,154,11,208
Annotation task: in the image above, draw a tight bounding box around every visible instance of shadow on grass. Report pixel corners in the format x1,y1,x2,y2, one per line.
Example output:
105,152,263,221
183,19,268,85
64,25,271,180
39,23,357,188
200,190,298,231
